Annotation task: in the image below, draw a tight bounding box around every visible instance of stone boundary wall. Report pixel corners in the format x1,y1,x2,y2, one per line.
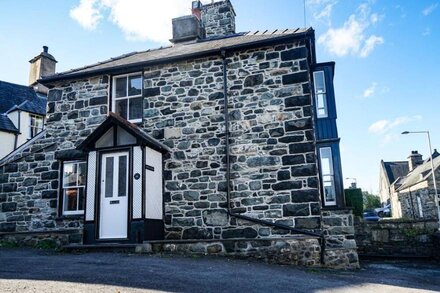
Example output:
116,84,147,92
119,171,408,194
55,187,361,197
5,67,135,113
135,236,357,269
0,229,82,248
355,219,440,258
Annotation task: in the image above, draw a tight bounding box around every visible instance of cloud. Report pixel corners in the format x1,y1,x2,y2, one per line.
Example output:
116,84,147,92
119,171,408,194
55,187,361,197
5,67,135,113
422,3,438,16
360,35,384,57
312,1,338,25
70,0,102,30
368,115,422,135
318,2,384,57
422,27,431,36
363,82,377,98
70,0,217,43
361,82,389,99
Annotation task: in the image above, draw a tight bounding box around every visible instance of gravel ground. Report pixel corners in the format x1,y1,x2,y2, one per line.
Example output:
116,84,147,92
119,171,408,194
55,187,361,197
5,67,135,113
1,248,439,293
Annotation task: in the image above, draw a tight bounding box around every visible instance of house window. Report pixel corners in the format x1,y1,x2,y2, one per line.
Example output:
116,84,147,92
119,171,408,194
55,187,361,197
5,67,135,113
416,195,423,218
62,161,86,215
29,114,44,138
313,71,328,118
319,147,336,206
112,74,143,122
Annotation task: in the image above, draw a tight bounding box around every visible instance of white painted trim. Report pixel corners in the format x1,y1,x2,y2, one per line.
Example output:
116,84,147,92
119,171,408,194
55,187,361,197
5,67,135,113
111,72,143,122
145,147,163,220
319,147,336,206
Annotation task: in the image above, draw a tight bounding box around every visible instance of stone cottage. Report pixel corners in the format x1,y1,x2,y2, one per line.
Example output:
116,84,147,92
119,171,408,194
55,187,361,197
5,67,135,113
395,152,440,220
0,0,358,268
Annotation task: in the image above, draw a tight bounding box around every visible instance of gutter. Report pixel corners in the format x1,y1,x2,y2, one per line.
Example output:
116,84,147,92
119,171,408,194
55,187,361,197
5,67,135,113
39,30,314,86
220,49,326,264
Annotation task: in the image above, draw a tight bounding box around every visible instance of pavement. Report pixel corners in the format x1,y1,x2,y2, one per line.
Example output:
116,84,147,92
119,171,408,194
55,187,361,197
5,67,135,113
0,248,440,292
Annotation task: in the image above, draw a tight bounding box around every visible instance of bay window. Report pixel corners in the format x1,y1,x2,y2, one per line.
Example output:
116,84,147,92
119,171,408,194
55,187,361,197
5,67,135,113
113,73,143,122
313,71,328,118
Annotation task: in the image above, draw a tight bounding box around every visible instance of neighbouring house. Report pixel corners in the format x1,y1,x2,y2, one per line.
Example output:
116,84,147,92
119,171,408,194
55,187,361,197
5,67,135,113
0,46,56,159
380,150,440,219
0,0,358,268
395,151,440,220
378,159,410,206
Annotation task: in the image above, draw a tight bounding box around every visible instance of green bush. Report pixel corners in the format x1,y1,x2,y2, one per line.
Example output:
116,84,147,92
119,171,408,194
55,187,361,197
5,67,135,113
345,188,363,217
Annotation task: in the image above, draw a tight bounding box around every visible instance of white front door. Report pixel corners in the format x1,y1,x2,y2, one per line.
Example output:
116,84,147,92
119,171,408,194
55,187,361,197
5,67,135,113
99,152,129,239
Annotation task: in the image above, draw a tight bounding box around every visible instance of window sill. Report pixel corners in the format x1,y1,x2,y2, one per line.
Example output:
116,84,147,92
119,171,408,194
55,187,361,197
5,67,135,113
56,215,84,221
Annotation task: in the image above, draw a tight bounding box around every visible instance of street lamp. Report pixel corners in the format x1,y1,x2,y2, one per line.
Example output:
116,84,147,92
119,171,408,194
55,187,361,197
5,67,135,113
346,177,357,188
402,130,440,229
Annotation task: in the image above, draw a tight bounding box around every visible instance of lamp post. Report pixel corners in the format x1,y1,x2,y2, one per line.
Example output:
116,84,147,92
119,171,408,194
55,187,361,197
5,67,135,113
346,177,357,189
402,130,440,229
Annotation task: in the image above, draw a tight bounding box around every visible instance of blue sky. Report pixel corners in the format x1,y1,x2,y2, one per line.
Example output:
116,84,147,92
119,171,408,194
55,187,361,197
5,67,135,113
0,0,439,193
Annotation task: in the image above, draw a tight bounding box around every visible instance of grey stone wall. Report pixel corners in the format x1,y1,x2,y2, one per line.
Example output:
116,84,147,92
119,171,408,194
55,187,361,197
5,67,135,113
140,42,321,240
0,76,109,233
0,38,357,261
355,218,439,257
201,0,235,38
322,209,358,268
136,237,322,267
399,186,439,220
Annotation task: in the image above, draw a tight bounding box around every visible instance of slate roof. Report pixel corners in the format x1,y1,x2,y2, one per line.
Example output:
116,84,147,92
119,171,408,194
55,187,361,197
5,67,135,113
41,28,313,83
0,114,19,133
0,80,46,115
382,161,409,185
397,155,440,191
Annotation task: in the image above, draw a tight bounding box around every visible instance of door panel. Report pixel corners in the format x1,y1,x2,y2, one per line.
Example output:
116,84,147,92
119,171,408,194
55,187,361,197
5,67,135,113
99,152,129,239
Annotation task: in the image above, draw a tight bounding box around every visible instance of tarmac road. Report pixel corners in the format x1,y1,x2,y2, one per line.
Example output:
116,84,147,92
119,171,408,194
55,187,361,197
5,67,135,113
0,248,439,292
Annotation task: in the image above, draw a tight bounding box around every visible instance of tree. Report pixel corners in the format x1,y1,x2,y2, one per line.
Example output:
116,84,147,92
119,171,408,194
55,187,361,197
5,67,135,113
363,191,381,210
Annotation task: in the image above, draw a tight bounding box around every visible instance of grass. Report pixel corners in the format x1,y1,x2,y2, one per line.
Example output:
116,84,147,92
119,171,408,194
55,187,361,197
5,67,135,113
0,241,20,248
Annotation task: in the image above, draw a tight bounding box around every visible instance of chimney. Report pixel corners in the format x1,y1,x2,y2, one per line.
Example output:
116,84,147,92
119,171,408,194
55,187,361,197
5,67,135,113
192,0,202,20
408,150,423,171
29,46,57,94
170,15,204,44
201,0,236,38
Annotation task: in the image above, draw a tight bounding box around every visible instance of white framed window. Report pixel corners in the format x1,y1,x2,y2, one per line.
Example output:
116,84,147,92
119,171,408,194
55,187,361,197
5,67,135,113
112,73,143,122
29,114,44,139
319,147,336,206
313,71,328,118
62,161,87,215
416,195,423,218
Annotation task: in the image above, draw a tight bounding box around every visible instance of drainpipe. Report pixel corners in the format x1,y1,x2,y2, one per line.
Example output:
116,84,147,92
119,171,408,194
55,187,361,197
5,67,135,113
220,50,326,264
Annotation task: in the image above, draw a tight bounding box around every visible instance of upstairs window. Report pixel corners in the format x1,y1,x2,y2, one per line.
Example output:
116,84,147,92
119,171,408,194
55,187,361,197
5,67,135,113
319,147,336,206
113,73,143,122
313,71,328,118
29,114,44,139
62,161,86,215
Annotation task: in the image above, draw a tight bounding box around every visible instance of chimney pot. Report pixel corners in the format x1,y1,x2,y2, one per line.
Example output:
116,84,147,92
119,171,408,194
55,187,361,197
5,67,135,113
43,46,48,53
408,150,423,171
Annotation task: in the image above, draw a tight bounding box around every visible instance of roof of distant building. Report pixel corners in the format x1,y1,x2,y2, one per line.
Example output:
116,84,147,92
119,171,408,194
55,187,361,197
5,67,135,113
381,160,409,185
397,155,440,191
0,80,46,116
0,114,19,133
41,28,313,83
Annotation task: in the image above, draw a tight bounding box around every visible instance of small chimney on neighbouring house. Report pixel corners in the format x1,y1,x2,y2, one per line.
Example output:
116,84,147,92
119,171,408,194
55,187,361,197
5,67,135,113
408,150,423,171
29,46,57,94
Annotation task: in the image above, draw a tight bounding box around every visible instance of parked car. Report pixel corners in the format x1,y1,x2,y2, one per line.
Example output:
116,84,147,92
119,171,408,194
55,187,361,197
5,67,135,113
375,204,391,217
363,210,380,222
